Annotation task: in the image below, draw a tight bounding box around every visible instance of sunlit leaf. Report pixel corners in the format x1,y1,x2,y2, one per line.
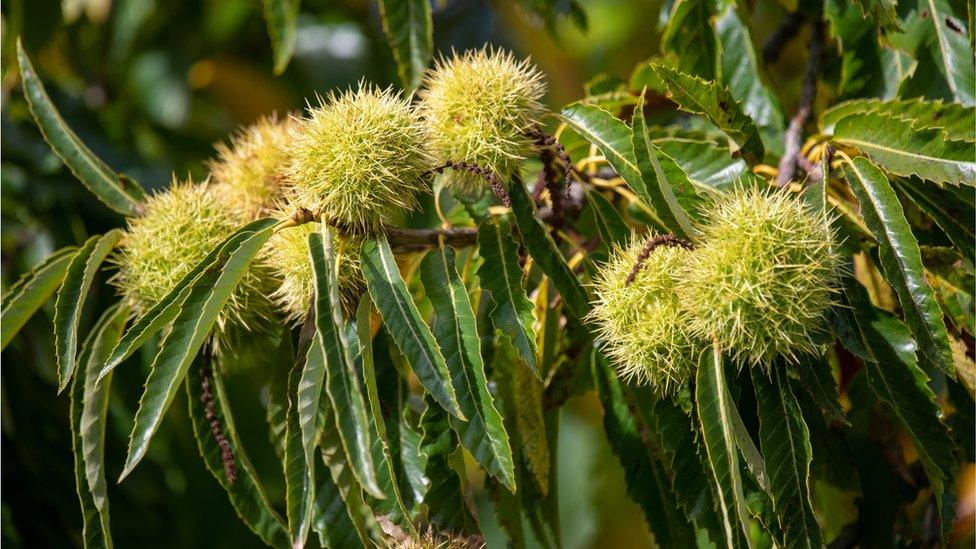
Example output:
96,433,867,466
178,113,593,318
1,246,77,350
262,0,299,75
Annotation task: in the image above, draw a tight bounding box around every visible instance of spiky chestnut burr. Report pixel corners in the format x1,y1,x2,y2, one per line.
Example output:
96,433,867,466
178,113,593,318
262,220,366,324
111,179,277,347
419,47,546,192
588,234,704,394
679,187,840,367
287,84,432,230
208,113,299,219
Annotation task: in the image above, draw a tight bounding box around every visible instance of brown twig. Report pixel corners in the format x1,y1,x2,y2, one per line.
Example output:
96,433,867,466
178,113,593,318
200,349,236,484
383,225,479,252
774,18,824,188
763,11,805,64
625,234,693,285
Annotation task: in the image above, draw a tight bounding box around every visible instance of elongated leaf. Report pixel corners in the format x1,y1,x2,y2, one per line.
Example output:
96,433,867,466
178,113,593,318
54,230,122,393
846,279,957,541
185,360,289,548
696,341,751,547
793,357,847,425
320,411,376,546
17,41,145,215
560,102,646,198
284,338,317,548
418,403,480,534
71,304,127,549
508,179,591,318
476,214,538,375
421,244,515,490
309,228,381,497
911,0,975,105
585,189,629,248
820,98,975,140
121,219,278,479
378,0,432,90
843,157,956,377
895,179,976,268
312,458,363,549
361,236,464,420
267,334,292,461
100,221,270,382
632,93,702,239
592,353,695,545
714,5,785,150
753,368,822,548
262,0,299,74
833,113,975,186
654,64,765,164
1,246,77,350
661,0,717,80
353,298,413,525
654,138,755,191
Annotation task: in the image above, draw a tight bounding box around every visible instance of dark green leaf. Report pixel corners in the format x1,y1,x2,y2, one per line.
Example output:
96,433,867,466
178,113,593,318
820,98,975,140
361,236,464,420
632,93,703,239
833,113,975,186
508,178,591,318
185,359,289,548
584,189,629,248
1,245,77,350
793,357,847,425
378,0,432,90
660,0,717,80
320,412,377,546
654,64,765,164
846,278,958,542
695,340,751,546
843,156,956,377
476,214,538,376
654,138,756,191
54,230,122,393
120,219,278,479
417,403,480,535
592,353,695,545
895,0,974,105
309,228,381,497
753,367,823,548
262,0,299,74
284,338,317,548
895,178,976,269
560,102,645,200
312,455,365,549
421,243,515,490
71,304,127,549
17,40,146,216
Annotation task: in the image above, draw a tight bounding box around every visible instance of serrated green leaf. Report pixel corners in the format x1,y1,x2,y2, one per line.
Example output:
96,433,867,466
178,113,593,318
906,0,974,105
632,93,703,239
845,278,958,543
842,157,956,377
585,189,629,248
71,304,127,549
820,98,975,140
17,41,146,216
895,178,976,268
99,221,269,383
696,340,752,547
185,358,289,548
312,458,365,549
714,5,785,152
560,102,646,199
378,0,432,90
120,219,278,480
654,64,765,164
851,0,900,31
793,357,847,425
284,337,316,548
309,228,382,499
508,178,591,318
833,112,976,186
592,353,695,545
361,236,464,420
1,246,77,350
418,402,480,535
262,0,299,74
320,411,377,547
54,230,122,393
476,214,538,376
753,367,823,548
421,243,516,491
661,0,717,80
654,138,756,191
